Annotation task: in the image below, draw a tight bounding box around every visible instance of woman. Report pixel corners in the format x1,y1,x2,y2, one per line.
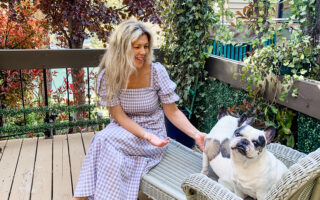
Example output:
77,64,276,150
73,19,206,200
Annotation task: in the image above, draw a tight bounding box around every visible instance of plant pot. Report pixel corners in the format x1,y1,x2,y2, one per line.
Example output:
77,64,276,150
164,110,195,148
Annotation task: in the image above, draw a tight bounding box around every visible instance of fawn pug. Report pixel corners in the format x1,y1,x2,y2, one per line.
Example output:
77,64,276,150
230,125,288,200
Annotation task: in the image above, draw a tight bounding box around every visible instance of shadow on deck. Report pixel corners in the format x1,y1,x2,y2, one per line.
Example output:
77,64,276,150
0,132,95,200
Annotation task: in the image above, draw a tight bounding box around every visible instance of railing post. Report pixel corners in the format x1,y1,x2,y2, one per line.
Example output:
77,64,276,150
19,70,27,125
43,68,52,138
49,111,57,136
87,67,91,120
66,68,74,133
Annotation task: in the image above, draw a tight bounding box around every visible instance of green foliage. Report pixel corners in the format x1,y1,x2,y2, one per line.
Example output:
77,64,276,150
197,79,247,132
297,113,320,153
214,0,278,47
161,0,217,124
0,104,104,138
0,104,96,117
264,106,296,148
226,91,297,148
240,36,320,101
0,118,110,135
215,0,319,101
200,80,298,148
288,0,319,35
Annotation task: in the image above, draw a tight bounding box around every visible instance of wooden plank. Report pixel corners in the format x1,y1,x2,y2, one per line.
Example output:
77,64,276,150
0,139,8,161
31,137,52,200
52,134,72,200
10,138,38,200
0,139,22,199
68,133,86,192
81,132,94,154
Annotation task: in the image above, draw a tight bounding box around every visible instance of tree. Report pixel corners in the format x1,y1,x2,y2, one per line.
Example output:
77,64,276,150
1,0,165,121
0,1,49,126
36,0,165,121
0,1,48,49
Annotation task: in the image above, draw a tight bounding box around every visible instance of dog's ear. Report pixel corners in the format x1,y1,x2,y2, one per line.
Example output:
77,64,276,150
217,106,228,120
264,126,276,144
238,114,254,127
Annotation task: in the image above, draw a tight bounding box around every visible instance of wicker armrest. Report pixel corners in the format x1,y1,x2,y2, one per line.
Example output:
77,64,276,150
266,148,320,200
181,173,242,200
267,143,306,168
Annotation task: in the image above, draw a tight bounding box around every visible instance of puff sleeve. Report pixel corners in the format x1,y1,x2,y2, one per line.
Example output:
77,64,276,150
96,69,120,107
154,62,180,104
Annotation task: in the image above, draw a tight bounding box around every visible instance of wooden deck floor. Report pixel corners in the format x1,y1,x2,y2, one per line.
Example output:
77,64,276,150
0,132,95,200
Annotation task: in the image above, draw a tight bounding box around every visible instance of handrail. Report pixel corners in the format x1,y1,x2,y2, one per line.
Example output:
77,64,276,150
0,48,164,70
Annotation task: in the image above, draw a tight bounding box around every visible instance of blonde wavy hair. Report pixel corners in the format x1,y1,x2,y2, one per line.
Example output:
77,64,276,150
97,19,154,104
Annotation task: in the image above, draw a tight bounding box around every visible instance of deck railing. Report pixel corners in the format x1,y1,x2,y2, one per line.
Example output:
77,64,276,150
1,48,318,139
0,49,163,139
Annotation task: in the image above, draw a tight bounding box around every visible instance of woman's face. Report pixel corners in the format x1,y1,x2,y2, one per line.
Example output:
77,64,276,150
132,34,150,69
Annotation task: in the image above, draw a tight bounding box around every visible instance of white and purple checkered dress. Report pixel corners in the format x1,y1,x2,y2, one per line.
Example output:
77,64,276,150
74,62,179,200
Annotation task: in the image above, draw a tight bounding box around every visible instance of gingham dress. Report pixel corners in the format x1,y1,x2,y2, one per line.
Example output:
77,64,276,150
74,62,179,200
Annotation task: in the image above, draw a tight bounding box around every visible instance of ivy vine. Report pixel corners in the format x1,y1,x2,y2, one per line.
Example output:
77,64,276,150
240,35,320,101
161,0,217,124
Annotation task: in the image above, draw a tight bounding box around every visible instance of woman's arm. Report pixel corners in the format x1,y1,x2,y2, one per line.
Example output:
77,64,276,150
108,105,169,147
162,103,206,150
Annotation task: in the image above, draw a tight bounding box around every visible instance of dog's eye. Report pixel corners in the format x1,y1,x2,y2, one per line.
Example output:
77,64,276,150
252,141,259,147
235,132,241,137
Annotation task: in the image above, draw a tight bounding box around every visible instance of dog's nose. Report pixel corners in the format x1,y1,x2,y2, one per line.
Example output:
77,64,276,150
235,141,247,156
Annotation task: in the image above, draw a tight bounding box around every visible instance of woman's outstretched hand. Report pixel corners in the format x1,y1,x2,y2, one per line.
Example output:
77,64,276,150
145,133,169,147
194,132,206,151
